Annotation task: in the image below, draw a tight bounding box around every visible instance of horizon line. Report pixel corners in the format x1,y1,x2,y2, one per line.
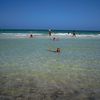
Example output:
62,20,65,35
0,28,100,31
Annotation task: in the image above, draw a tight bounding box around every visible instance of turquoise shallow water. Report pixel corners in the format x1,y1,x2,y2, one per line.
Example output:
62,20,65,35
0,38,100,100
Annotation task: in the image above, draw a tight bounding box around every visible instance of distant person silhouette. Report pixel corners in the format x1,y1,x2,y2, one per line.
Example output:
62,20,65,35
48,29,51,36
72,31,76,37
30,34,33,38
52,37,59,41
53,37,56,40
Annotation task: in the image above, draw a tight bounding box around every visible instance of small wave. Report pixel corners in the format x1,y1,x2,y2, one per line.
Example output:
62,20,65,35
76,34,100,38
0,32,100,39
52,33,70,36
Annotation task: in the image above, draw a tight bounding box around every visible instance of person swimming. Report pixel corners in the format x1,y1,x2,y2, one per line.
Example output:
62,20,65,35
48,48,61,53
53,37,56,40
52,37,59,41
56,48,60,52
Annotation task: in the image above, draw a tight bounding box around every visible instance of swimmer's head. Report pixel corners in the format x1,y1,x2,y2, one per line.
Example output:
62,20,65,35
57,48,60,52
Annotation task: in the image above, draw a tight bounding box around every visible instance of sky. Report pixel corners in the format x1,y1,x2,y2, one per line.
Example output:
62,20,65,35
0,0,100,30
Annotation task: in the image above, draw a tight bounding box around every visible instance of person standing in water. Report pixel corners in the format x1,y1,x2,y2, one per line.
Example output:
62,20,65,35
72,31,76,37
48,29,51,36
30,34,33,38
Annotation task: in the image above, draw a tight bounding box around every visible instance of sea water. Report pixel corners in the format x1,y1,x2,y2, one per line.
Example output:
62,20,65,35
0,29,100,100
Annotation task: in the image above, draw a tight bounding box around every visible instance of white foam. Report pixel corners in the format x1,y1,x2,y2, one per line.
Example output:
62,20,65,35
52,33,70,36
0,32,100,39
76,34,100,38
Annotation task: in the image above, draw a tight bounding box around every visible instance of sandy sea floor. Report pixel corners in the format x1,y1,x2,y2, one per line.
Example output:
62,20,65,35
0,37,100,100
